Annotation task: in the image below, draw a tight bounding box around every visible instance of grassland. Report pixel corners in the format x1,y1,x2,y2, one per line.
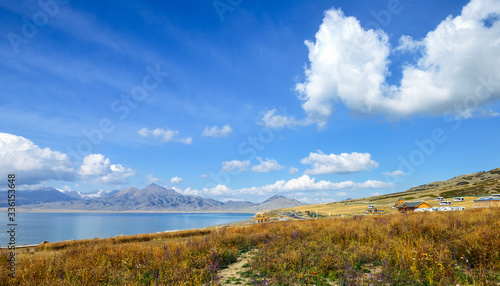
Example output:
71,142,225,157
280,168,500,217
2,207,500,285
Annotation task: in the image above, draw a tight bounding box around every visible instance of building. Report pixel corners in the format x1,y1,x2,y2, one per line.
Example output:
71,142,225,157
394,197,432,213
366,207,385,215
474,197,500,208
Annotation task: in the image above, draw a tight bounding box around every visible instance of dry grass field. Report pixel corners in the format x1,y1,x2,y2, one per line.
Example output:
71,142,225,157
281,168,500,217
2,208,500,285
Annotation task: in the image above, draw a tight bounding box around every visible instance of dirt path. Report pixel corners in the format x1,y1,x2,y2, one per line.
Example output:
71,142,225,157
216,249,257,285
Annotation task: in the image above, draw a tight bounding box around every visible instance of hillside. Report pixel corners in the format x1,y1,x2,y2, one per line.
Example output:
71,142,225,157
0,187,75,207
282,167,500,216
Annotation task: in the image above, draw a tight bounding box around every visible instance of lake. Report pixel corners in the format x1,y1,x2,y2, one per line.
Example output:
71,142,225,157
0,212,254,246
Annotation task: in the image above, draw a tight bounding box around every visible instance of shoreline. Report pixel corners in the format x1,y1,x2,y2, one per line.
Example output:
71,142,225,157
0,212,259,248
0,208,258,214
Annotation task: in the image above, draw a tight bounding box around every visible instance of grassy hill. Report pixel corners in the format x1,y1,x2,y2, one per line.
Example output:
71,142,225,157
281,167,500,216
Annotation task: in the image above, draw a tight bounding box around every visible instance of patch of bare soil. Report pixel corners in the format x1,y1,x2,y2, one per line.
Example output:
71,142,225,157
216,249,257,285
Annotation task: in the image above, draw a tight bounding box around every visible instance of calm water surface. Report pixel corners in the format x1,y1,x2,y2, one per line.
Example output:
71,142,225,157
0,212,253,246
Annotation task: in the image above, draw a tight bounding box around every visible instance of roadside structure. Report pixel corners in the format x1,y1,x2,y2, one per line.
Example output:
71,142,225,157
474,197,500,208
394,197,432,213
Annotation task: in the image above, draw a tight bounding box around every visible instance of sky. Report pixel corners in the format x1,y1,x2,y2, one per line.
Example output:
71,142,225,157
1,0,499,204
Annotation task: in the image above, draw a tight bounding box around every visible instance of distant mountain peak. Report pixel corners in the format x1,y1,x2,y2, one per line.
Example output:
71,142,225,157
262,195,287,204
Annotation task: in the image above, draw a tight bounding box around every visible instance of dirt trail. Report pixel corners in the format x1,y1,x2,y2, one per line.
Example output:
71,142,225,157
216,249,257,285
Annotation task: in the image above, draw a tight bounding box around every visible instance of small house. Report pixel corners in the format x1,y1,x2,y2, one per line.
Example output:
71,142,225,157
474,197,500,208
394,197,432,213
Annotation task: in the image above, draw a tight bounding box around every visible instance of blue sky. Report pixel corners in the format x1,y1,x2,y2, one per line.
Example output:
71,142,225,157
1,0,499,204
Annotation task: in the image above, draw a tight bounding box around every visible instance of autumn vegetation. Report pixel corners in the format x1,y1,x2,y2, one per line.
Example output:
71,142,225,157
2,208,500,285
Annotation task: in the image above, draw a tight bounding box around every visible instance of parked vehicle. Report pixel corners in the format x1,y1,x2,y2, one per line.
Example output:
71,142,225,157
440,201,452,206
435,197,444,201
454,197,464,202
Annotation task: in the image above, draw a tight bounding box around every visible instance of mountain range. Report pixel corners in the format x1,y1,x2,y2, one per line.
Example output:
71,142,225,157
1,184,306,212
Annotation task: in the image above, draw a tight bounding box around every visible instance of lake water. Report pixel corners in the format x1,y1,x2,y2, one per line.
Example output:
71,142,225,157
0,212,253,246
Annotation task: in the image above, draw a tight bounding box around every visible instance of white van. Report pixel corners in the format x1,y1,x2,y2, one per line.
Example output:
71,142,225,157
454,197,464,202
435,197,444,201
440,201,452,206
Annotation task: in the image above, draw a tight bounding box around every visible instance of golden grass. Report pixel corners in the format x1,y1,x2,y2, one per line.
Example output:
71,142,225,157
1,208,500,285
281,195,484,217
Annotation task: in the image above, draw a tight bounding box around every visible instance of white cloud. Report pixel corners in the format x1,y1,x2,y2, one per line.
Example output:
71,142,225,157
183,175,393,198
371,192,383,196
251,157,284,173
301,151,379,175
138,128,192,144
0,132,74,184
382,170,405,177
173,186,199,196
202,124,232,137
0,133,136,187
288,167,299,174
221,160,251,172
336,192,348,197
79,154,111,177
296,1,500,126
198,174,210,178
145,174,161,184
96,163,136,185
170,176,183,184
79,154,135,185
261,109,299,129
182,137,193,145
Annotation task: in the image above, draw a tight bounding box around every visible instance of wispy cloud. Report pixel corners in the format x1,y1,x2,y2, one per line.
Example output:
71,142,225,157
202,124,232,137
221,160,251,172
382,170,405,177
261,109,300,129
251,157,284,173
170,176,183,184
178,174,393,198
138,128,192,144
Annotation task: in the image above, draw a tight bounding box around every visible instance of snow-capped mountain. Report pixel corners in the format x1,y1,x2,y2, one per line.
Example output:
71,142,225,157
57,189,119,200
